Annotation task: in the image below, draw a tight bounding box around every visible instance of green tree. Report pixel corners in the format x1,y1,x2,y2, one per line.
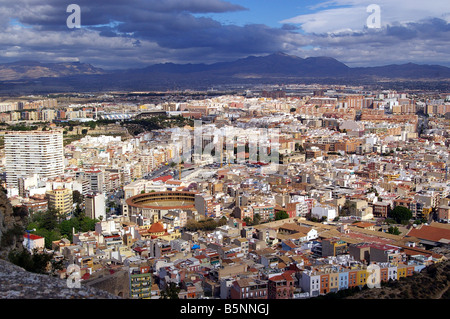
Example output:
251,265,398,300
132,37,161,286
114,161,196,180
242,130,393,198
253,213,261,225
413,218,427,225
243,217,253,226
87,121,97,129
8,249,63,274
79,215,98,232
275,210,289,220
339,200,353,217
388,206,413,224
160,282,180,299
217,216,227,227
72,190,83,206
33,228,61,249
387,226,401,235
59,219,77,242
37,209,59,231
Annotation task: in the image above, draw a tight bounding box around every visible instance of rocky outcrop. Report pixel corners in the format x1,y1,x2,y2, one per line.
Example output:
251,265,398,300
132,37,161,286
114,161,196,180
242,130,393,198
0,189,122,299
0,189,27,260
0,259,120,299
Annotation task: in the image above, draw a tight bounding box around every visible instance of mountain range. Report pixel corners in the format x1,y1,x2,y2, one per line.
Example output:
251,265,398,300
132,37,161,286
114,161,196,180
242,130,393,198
0,60,104,81
1,52,450,93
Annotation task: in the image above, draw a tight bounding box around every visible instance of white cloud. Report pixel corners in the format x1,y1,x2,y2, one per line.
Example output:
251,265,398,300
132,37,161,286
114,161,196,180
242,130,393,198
282,0,450,33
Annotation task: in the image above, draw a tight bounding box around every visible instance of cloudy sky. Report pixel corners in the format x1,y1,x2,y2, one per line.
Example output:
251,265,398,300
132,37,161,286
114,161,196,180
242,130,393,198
1,0,449,69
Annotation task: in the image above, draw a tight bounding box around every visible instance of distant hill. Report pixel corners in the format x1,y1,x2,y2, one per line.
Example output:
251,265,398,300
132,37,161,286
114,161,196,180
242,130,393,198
117,52,350,80
351,62,450,79
1,53,450,93
0,60,105,81
112,52,450,80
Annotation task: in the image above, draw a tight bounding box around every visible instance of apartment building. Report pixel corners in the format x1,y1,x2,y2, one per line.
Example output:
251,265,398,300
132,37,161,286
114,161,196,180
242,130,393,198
267,271,296,299
252,204,275,222
85,169,105,194
230,278,268,299
5,130,64,188
371,201,391,218
299,262,418,296
46,188,73,216
369,244,406,264
85,193,106,220
195,193,215,217
129,265,153,299
321,238,348,257
437,205,450,223
299,269,321,297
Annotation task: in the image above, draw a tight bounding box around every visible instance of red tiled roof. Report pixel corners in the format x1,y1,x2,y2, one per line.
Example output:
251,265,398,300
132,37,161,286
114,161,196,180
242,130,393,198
194,255,207,260
283,241,297,248
153,175,173,182
352,222,375,228
406,225,450,243
149,222,165,233
24,233,44,240
270,270,295,282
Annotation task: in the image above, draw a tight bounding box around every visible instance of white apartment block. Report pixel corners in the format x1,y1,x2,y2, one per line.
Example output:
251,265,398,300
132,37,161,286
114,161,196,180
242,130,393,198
300,270,321,297
5,130,64,188
311,205,337,221
85,193,106,220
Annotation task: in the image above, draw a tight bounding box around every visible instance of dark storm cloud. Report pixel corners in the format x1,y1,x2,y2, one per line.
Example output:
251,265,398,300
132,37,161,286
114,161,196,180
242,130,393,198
385,18,450,40
8,0,247,29
0,0,301,67
1,0,449,69
5,0,288,53
281,24,300,31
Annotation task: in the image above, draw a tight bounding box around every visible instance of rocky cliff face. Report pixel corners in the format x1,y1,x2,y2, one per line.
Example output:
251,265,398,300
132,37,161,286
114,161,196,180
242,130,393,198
0,188,27,260
0,189,120,299
0,259,120,299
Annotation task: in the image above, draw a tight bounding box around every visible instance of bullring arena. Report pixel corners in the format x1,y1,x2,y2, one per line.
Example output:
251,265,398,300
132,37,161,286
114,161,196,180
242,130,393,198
124,191,198,220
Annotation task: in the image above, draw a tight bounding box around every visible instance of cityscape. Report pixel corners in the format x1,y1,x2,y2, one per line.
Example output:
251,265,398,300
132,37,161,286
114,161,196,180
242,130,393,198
0,0,449,307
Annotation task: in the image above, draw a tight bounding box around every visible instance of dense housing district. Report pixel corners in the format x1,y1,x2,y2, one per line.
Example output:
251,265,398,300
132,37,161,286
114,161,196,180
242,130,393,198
0,85,449,299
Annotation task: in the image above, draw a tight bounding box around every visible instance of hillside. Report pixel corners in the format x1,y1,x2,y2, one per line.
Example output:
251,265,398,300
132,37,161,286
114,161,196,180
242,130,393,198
0,258,120,299
1,53,450,93
0,61,105,81
346,260,450,299
0,188,26,260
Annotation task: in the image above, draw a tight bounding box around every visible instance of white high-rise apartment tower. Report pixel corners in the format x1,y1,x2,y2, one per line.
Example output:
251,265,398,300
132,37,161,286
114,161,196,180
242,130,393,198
5,130,64,188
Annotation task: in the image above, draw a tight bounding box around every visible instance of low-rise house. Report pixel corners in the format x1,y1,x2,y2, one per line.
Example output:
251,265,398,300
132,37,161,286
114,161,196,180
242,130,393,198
437,205,450,223
23,233,45,253
230,278,268,299
268,270,296,299
276,223,318,241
